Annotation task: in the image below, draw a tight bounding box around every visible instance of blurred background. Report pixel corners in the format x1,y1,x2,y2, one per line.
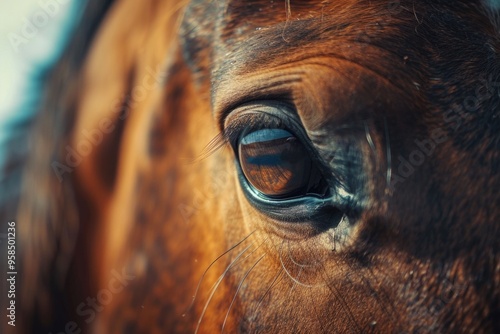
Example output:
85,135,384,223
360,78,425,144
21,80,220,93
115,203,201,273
0,1,85,218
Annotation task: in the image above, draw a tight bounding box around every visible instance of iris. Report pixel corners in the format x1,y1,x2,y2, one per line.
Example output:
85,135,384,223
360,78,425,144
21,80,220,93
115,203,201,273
238,128,328,199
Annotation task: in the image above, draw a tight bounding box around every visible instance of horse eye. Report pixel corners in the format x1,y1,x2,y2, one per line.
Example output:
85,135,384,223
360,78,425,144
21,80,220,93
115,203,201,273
238,128,327,199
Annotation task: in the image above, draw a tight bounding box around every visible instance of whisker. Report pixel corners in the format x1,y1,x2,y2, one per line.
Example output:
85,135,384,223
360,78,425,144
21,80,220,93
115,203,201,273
253,268,285,316
360,272,395,327
282,0,292,42
383,117,392,191
364,121,378,166
205,243,261,298
184,230,256,315
195,236,269,334
287,267,304,298
359,264,404,332
279,240,315,288
285,246,361,332
286,240,318,268
285,0,291,19
221,254,266,334
194,243,253,334
322,269,363,332
306,285,329,334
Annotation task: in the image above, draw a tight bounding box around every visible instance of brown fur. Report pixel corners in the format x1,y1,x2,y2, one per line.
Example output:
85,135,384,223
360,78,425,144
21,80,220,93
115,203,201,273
6,0,500,333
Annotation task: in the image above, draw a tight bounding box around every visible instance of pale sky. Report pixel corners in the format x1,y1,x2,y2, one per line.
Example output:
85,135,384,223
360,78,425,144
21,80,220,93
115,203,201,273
0,1,85,166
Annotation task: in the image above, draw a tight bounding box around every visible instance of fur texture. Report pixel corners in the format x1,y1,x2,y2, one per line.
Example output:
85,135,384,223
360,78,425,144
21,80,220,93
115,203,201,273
3,0,500,333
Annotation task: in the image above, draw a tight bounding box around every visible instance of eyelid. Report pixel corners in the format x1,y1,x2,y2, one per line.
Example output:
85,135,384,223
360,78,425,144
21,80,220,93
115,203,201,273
223,101,341,189
223,101,305,148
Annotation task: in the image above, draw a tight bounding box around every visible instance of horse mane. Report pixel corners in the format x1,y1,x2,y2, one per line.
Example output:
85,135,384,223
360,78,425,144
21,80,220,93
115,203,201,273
7,0,188,331
0,1,115,332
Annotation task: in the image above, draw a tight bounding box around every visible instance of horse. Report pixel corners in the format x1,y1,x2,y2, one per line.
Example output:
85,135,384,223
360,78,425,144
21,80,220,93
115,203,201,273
7,0,500,332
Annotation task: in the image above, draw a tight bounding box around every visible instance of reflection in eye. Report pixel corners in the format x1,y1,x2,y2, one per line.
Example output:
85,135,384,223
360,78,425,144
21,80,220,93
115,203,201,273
238,128,327,199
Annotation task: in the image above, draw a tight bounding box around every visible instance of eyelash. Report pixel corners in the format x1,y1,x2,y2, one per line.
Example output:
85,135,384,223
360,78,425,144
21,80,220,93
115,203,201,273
194,107,292,162
202,104,349,198
223,107,304,149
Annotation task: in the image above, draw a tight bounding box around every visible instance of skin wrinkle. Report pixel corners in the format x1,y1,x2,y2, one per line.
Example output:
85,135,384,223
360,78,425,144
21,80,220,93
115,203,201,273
214,54,412,115
214,66,422,172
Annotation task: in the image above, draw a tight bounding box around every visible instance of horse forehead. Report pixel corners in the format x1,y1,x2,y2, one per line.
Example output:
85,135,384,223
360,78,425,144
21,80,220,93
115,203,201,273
221,0,375,24
215,1,398,49
185,0,409,52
